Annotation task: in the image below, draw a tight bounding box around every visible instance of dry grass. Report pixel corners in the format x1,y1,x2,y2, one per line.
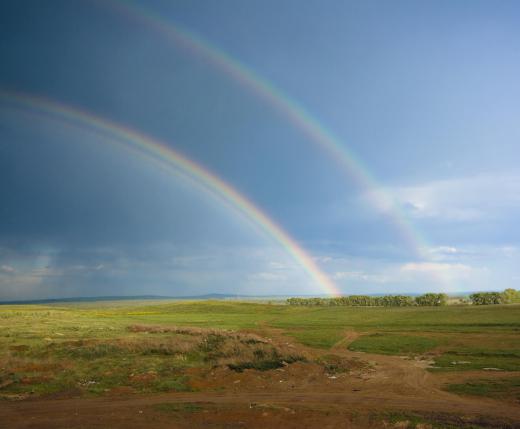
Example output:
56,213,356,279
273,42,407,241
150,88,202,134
0,323,306,398
126,324,304,371
127,324,268,343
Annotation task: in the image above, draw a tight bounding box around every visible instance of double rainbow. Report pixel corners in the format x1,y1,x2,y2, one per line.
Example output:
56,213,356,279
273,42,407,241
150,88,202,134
111,0,432,262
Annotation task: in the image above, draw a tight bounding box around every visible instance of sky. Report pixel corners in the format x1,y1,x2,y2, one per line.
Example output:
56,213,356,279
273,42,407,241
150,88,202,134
1,0,520,300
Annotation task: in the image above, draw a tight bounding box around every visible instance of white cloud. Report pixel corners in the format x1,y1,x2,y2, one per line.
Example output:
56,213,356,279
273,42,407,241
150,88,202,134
365,172,520,222
435,246,458,254
171,255,212,267
0,265,15,274
500,246,520,258
333,271,357,280
314,256,332,264
68,264,106,272
333,271,390,283
30,267,63,278
268,261,287,270
0,271,44,300
422,246,459,262
400,262,475,281
247,272,286,282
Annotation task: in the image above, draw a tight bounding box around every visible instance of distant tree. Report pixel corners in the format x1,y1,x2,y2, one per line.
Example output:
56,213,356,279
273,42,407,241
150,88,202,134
469,292,503,305
415,293,448,306
501,288,520,304
380,295,415,307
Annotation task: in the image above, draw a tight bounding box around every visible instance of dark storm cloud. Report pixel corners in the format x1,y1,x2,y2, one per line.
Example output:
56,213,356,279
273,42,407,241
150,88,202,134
2,0,520,298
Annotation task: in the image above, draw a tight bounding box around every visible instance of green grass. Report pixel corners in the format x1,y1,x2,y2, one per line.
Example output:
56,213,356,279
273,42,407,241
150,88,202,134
154,376,191,392
348,333,440,355
268,304,520,332
372,411,503,429
1,300,520,398
446,377,520,401
432,349,520,371
286,328,344,348
3,300,519,332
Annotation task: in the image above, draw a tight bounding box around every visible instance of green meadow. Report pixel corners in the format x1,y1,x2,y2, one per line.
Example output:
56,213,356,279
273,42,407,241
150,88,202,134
446,377,520,401
1,300,519,399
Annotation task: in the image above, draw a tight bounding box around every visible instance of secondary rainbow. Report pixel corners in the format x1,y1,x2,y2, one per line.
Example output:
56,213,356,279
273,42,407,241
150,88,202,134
0,91,340,296
111,0,432,262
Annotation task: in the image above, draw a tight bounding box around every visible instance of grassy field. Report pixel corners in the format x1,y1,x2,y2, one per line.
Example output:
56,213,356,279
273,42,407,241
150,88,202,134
1,300,519,400
348,333,440,355
446,377,520,401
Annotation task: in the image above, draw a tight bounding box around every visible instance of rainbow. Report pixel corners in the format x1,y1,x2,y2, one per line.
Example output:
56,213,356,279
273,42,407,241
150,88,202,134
110,0,432,262
0,91,340,296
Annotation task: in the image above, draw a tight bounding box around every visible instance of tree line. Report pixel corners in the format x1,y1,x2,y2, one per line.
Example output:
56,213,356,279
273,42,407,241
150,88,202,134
286,293,445,307
470,288,520,305
286,289,520,307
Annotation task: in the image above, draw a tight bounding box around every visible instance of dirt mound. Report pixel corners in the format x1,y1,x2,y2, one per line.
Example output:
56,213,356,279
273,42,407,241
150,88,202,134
127,324,268,344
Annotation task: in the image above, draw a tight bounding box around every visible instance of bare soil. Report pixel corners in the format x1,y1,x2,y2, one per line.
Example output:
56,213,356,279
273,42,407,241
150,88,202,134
1,328,519,429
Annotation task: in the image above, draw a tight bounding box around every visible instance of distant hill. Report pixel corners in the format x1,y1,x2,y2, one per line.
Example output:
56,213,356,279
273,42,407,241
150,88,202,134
0,294,238,305
0,291,479,305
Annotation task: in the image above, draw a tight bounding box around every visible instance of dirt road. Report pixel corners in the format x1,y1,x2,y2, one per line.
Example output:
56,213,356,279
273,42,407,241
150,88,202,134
1,329,519,428
2,386,519,428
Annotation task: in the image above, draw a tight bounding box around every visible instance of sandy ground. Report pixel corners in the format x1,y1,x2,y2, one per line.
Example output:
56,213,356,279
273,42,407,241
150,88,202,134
1,329,519,429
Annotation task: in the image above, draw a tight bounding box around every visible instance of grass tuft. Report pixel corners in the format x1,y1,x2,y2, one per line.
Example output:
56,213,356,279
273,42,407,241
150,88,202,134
152,402,203,413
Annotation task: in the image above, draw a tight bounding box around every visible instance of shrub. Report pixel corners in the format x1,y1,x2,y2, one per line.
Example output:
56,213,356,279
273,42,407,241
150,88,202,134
501,288,520,304
469,292,503,305
415,293,448,306
228,352,305,372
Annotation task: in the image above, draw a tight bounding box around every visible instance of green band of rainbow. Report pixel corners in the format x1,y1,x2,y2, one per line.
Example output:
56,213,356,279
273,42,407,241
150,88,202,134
0,91,340,296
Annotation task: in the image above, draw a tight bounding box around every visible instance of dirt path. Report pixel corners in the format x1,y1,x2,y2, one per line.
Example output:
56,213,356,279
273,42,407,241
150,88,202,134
2,388,519,429
330,330,360,349
1,328,519,428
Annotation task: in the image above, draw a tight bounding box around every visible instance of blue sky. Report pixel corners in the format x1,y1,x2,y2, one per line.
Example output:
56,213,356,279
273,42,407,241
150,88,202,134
1,0,520,299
